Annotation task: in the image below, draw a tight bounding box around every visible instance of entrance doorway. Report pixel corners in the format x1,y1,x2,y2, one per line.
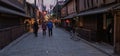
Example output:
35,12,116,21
106,13,114,45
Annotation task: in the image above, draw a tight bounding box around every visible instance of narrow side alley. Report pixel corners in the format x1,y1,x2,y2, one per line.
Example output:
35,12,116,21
0,28,108,56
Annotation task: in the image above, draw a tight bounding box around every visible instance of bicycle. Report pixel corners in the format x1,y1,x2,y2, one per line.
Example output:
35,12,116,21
70,28,80,41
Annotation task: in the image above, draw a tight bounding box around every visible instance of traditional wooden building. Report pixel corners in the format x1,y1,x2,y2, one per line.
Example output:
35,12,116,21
60,0,77,31
24,2,37,32
76,0,120,54
53,3,62,19
61,2,68,28
61,6,67,18
0,0,40,49
60,0,120,54
0,0,26,49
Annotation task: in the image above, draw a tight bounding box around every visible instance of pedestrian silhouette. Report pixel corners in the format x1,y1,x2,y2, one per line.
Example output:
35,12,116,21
41,21,47,36
106,20,113,44
47,20,53,36
33,21,39,37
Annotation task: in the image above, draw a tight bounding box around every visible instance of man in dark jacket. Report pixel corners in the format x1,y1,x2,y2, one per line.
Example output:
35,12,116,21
33,21,39,37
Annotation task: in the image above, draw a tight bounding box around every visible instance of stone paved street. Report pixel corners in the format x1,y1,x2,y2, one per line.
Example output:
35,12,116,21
0,28,108,56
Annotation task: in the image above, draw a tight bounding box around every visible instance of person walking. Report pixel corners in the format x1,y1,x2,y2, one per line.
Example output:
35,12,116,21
47,20,53,36
41,21,47,36
33,21,39,37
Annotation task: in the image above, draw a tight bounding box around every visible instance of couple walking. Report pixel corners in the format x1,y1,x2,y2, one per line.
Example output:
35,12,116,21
42,20,53,36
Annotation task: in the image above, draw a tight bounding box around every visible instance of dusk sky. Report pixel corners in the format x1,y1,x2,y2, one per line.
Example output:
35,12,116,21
26,0,58,10
26,0,65,11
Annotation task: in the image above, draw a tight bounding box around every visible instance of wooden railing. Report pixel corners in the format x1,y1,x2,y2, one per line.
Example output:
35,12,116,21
76,28,97,41
0,25,27,49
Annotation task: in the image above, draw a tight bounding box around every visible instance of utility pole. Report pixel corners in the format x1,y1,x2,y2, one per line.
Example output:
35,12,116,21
42,0,43,11
56,0,58,19
34,0,37,21
34,0,36,5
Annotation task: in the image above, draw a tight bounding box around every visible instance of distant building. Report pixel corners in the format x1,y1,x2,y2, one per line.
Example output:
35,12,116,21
53,1,64,19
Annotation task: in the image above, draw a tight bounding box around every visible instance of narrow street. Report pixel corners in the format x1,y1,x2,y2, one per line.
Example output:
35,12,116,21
0,27,108,56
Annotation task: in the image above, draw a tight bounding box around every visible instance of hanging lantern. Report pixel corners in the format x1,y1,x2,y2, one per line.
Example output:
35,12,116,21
66,19,70,23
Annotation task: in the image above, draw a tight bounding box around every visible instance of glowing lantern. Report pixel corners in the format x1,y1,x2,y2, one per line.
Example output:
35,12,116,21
66,19,70,23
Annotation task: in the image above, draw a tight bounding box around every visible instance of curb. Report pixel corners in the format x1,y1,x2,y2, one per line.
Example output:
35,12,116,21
77,36,113,56
60,28,113,56
0,32,31,53
79,37,120,56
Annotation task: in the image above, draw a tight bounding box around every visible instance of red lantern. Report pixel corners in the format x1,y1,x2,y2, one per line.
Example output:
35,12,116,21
66,19,70,23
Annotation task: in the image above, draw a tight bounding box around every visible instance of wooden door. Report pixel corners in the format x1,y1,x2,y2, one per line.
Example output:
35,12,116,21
97,14,104,42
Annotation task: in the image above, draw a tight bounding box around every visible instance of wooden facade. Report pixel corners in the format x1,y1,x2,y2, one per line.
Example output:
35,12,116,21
0,0,26,49
77,0,117,12
114,10,120,54
24,2,36,32
60,0,120,54
67,0,76,15
78,0,85,12
61,6,67,17
0,0,39,49
61,0,77,18
76,0,120,54
104,0,116,4
0,0,26,29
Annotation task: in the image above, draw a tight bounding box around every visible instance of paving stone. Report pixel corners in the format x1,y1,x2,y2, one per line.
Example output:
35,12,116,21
0,28,108,56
